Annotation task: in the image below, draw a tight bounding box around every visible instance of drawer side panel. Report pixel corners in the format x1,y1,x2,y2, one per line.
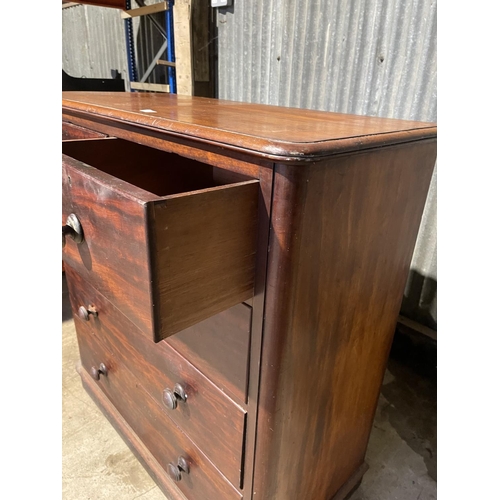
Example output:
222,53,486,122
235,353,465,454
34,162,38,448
152,181,259,341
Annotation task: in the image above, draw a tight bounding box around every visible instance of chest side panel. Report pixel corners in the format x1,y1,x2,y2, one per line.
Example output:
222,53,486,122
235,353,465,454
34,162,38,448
253,141,436,499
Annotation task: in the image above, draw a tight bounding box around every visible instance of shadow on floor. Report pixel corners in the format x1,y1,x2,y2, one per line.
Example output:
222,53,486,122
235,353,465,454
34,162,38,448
380,327,437,481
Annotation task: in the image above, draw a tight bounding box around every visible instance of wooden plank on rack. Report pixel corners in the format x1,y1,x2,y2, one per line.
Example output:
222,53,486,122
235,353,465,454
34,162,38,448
192,1,209,82
173,0,193,96
397,315,437,342
157,60,176,68
130,82,170,92
192,0,213,97
121,1,168,19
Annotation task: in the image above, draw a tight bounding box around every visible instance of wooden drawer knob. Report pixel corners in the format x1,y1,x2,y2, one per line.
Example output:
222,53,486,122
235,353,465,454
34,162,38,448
62,213,84,248
78,305,98,322
162,383,187,410
90,363,108,381
167,456,190,482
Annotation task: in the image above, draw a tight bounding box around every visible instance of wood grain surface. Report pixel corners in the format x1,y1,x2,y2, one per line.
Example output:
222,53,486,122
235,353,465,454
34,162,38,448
78,364,188,500
62,92,437,161
167,303,252,405
62,153,155,336
62,138,220,196
252,141,437,500
62,139,259,342
62,121,108,141
63,95,438,500
62,113,268,179
67,266,247,488
77,324,243,500
330,462,368,500
151,180,259,340
240,165,275,500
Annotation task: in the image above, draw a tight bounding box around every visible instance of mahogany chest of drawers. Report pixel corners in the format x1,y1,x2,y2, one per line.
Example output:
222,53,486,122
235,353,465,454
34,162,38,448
62,92,437,500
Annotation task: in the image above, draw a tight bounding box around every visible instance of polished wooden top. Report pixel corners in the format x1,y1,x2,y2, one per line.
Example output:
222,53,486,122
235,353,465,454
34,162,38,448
62,92,436,160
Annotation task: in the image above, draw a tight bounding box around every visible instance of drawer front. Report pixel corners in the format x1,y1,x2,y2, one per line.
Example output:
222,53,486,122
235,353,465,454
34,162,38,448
76,324,242,500
62,138,258,342
62,152,154,337
67,267,247,489
62,121,108,141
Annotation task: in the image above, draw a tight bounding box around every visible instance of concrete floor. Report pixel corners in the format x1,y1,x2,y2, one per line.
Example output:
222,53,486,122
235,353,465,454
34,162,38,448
62,275,437,500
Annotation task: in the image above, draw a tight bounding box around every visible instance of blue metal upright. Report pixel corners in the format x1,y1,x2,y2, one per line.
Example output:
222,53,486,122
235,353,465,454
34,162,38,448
124,0,138,87
124,0,176,93
166,0,176,93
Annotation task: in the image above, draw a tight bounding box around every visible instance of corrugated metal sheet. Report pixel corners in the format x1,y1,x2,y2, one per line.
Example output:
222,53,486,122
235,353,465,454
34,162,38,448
217,0,436,120
62,4,128,81
62,3,171,87
217,0,437,329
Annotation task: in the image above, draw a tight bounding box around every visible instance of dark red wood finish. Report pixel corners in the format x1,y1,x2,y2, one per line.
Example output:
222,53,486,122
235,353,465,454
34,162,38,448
62,139,259,342
66,266,247,489
62,92,437,500
77,331,242,500
62,138,224,196
62,92,436,161
78,363,187,500
252,142,437,499
62,152,155,335
167,303,252,405
62,121,108,141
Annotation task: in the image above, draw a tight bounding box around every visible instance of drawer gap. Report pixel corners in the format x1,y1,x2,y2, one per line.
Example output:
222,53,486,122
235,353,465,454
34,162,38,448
62,138,253,197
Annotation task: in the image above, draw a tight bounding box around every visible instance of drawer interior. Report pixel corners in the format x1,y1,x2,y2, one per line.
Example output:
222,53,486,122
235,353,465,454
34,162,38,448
62,137,252,196
63,136,259,341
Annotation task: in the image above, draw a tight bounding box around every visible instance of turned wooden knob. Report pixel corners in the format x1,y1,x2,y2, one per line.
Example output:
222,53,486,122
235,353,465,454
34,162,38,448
90,363,108,381
62,213,84,248
78,305,98,321
167,457,189,482
162,383,187,410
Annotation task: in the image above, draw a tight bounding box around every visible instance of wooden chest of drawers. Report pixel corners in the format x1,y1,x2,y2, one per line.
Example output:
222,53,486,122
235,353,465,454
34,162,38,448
62,92,437,500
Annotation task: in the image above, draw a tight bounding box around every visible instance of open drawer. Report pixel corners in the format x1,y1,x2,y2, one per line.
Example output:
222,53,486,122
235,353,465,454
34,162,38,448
62,138,259,342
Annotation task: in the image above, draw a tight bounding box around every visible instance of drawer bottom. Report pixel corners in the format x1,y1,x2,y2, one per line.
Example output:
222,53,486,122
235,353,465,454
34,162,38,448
77,362,186,500
77,362,242,500
78,362,369,500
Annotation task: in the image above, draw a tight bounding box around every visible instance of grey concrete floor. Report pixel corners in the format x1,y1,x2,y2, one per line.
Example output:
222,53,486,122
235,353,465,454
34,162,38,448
62,275,437,500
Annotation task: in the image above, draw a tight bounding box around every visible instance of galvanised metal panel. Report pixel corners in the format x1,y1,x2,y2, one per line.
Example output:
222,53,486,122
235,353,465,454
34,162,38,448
62,4,128,82
217,0,437,329
62,3,170,87
217,0,436,119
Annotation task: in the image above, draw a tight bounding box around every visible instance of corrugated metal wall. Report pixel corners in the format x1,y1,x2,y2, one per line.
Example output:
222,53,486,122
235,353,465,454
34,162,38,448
62,0,437,330
62,4,128,81
62,3,170,87
216,0,437,330
217,0,437,118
